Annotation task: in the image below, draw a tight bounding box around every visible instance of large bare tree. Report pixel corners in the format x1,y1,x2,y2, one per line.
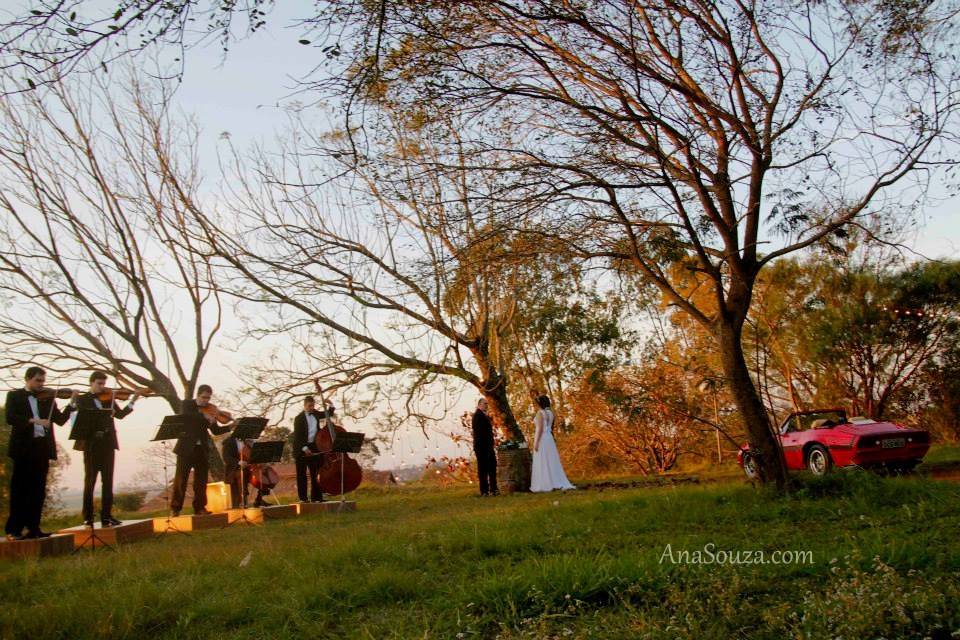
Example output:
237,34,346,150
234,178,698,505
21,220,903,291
305,0,959,488
0,71,222,411
176,115,536,441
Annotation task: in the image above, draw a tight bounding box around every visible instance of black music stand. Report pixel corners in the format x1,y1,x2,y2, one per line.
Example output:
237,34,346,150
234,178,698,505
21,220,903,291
69,408,113,443
69,409,116,553
231,418,267,511
332,432,365,504
249,440,285,507
152,415,197,535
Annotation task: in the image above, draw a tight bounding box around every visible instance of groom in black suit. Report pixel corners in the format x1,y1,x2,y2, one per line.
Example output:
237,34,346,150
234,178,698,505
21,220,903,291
471,398,499,496
4,366,77,539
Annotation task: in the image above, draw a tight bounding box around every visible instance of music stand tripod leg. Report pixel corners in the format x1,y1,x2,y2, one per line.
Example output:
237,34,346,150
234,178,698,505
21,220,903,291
233,466,258,527
74,485,116,554
156,442,189,537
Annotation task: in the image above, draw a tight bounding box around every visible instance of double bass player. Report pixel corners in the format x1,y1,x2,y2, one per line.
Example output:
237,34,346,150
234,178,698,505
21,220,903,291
293,395,325,503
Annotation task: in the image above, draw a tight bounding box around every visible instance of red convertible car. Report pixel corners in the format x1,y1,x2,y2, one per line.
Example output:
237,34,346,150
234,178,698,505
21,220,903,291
738,409,930,478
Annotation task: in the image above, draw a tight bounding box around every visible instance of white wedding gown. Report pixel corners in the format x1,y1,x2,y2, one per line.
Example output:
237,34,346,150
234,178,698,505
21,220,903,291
530,408,576,492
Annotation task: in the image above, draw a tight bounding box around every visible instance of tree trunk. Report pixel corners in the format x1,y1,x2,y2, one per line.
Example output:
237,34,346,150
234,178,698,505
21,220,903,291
717,321,789,490
480,374,525,442
471,346,525,442
162,394,183,414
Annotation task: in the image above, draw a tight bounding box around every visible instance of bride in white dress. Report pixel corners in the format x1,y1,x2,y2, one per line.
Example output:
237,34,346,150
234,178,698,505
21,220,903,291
530,394,576,492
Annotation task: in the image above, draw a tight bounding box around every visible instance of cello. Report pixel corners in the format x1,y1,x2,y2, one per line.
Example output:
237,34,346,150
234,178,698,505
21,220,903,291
313,383,363,495
240,440,280,494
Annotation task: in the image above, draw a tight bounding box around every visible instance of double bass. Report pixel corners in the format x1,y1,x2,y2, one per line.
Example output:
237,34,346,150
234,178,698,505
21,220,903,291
313,384,362,495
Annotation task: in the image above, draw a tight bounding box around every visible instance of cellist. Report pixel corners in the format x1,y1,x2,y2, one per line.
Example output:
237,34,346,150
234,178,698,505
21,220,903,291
170,384,233,516
221,433,265,508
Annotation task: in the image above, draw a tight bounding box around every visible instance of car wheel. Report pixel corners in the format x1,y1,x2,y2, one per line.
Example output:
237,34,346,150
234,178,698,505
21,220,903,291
806,444,833,476
742,452,760,479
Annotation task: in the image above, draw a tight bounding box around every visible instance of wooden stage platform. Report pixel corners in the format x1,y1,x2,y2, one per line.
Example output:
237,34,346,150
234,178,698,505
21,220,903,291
0,533,75,559
0,500,358,559
59,519,155,549
295,500,357,515
153,512,229,533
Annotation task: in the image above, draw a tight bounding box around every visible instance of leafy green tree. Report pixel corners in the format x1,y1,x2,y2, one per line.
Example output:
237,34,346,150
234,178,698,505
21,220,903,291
807,260,960,420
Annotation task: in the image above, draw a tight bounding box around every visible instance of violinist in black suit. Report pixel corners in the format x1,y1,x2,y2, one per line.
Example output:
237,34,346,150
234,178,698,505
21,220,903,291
73,371,137,527
170,384,232,516
292,395,325,503
4,366,77,540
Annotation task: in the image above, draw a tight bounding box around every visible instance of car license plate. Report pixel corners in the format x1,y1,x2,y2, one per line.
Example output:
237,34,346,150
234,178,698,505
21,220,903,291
882,438,906,449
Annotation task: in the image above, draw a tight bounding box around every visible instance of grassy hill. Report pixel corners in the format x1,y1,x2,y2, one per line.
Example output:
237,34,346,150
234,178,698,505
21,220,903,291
1,471,959,639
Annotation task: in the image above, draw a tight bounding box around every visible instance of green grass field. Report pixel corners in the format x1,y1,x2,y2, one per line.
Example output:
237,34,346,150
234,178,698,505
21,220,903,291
2,469,959,640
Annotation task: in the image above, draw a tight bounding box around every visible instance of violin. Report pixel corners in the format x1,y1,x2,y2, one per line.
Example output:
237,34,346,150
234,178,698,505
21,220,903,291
35,387,78,401
198,402,234,425
95,387,153,403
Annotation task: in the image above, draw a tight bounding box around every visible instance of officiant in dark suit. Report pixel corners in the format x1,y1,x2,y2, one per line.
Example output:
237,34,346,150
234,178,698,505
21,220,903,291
4,366,77,540
472,398,499,497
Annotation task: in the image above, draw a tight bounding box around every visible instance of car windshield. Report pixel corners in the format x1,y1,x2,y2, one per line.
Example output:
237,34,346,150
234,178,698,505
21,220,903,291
783,410,847,433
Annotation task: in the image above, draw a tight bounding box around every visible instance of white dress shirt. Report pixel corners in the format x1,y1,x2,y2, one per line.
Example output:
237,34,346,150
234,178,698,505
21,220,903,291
28,393,44,438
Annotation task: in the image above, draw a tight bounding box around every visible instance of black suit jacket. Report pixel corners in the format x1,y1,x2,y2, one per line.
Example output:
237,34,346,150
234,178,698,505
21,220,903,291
472,410,495,454
173,398,231,457
292,410,326,459
221,434,244,477
5,389,74,460
72,392,134,452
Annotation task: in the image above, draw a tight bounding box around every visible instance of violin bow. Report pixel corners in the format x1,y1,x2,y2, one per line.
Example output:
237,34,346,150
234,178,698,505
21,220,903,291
45,384,58,423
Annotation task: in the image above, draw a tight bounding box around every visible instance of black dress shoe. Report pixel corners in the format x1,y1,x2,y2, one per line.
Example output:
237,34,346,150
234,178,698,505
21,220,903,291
5,533,25,541
25,530,51,539
311,498,325,503
171,510,181,517
103,517,122,526
100,519,115,528
83,519,95,527
194,509,212,516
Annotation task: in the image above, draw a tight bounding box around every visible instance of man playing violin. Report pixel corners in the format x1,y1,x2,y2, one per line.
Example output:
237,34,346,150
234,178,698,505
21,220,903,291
4,366,78,540
293,395,325,503
170,384,233,516
73,372,138,527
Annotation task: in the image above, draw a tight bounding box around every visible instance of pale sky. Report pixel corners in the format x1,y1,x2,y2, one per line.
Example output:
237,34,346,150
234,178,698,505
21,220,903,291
2,4,956,492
